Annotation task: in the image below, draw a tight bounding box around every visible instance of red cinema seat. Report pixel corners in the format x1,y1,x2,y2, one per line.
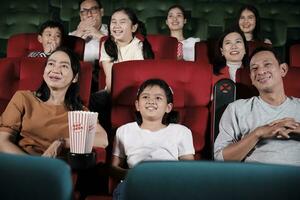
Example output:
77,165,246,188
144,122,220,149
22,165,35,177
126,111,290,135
0,57,93,114
97,35,177,90
7,33,85,60
284,67,300,97
111,60,213,159
195,41,210,64
289,43,300,67
147,34,178,60
248,41,272,56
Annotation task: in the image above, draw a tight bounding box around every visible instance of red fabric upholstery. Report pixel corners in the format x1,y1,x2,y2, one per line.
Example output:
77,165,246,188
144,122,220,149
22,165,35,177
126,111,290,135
289,43,300,67
111,60,212,158
284,67,300,97
147,34,178,60
97,34,178,90
247,41,271,56
195,41,210,64
0,57,93,113
7,33,85,60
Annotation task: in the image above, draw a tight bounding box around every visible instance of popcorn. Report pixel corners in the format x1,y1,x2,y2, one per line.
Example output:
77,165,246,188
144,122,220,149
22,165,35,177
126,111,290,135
68,111,98,154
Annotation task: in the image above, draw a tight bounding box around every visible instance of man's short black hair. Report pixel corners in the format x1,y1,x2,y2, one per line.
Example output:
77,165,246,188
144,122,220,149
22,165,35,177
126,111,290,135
250,46,283,64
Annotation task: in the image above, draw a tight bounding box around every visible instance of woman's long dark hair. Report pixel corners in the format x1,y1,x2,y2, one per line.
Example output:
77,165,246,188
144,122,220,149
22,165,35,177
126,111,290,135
213,27,249,75
35,47,83,111
235,4,263,42
135,79,179,126
104,7,154,62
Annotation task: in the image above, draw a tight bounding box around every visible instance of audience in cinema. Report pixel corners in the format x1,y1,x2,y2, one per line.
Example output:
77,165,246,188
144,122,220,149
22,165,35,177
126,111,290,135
236,4,272,45
111,79,195,199
28,20,65,58
214,46,300,166
213,28,248,85
70,0,108,62
166,5,200,61
100,7,154,93
0,1,299,198
0,47,108,158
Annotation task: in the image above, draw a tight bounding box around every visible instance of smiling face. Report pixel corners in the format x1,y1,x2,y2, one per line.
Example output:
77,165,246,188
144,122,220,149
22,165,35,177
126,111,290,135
250,51,287,94
43,51,77,92
135,85,173,123
166,7,186,31
221,32,246,64
110,10,137,43
239,9,256,35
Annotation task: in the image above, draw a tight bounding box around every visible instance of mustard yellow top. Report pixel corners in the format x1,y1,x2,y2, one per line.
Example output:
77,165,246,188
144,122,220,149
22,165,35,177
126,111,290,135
0,90,70,155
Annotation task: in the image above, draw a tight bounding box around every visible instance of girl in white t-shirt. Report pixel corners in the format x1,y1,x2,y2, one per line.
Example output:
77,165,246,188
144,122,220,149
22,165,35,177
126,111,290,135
111,79,195,200
166,5,200,61
100,7,154,92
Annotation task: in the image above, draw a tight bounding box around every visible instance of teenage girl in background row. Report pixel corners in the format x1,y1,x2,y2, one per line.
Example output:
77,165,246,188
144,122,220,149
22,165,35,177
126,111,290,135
166,5,200,61
100,7,154,93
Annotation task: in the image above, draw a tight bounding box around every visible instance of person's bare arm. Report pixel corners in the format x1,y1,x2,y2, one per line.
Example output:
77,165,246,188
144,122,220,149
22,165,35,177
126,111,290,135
93,123,108,148
101,61,113,93
179,154,194,160
111,155,128,180
0,131,26,155
222,118,299,161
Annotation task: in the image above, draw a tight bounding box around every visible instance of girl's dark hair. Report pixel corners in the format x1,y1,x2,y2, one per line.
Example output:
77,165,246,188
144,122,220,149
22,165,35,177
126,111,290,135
167,4,187,19
235,4,262,41
135,79,179,126
213,27,249,75
35,47,83,111
104,7,154,61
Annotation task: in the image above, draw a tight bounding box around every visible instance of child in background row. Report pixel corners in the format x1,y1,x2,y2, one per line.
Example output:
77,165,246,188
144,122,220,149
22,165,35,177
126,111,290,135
100,7,154,93
112,79,195,200
28,20,65,57
166,5,200,61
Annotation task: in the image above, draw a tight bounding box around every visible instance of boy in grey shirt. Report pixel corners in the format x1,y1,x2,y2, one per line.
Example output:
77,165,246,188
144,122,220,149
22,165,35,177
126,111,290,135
214,47,300,166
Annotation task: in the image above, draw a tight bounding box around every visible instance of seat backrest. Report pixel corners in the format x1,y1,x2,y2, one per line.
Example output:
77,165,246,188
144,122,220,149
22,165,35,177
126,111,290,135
289,43,300,67
97,35,178,90
211,79,236,155
111,60,212,158
124,161,300,200
0,57,92,113
283,67,300,98
194,41,210,64
7,33,85,60
0,153,72,200
147,34,177,60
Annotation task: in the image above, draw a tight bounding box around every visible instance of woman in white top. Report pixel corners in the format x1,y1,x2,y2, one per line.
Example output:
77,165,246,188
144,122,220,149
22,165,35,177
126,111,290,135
213,28,248,85
166,5,200,61
100,7,154,92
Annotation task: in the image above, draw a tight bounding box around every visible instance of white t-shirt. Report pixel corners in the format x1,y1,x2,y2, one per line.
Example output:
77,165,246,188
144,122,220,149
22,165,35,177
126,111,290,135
100,37,144,63
181,37,200,61
69,24,108,62
113,122,195,168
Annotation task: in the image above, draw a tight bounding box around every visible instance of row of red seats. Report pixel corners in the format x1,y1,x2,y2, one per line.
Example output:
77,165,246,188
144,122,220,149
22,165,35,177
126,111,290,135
6,33,300,67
